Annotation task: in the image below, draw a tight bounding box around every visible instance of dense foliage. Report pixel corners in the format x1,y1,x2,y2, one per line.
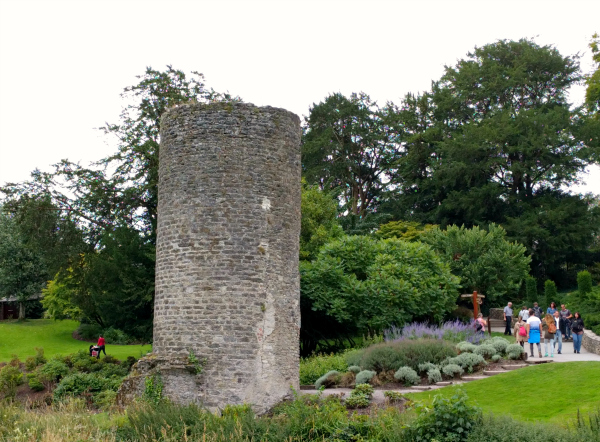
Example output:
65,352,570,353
423,224,531,305
300,235,460,354
0,212,47,319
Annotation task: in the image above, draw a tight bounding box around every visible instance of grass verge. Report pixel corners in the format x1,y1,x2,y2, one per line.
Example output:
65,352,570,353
406,361,600,425
0,319,151,363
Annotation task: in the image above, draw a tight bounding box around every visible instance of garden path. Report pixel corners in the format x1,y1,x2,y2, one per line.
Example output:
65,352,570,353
488,321,600,362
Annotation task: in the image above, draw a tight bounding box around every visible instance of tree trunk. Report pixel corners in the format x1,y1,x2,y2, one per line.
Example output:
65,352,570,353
18,301,26,320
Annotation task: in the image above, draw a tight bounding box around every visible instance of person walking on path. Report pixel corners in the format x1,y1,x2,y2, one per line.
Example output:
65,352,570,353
97,335,106,357
526,310,543,358
520,306,529,321
504,302,513,335
514,316,527,348
553,310,566,354
560,305,573,341
571,312,585,354
547,302,557,315
532,302,543,319
543,313,556,357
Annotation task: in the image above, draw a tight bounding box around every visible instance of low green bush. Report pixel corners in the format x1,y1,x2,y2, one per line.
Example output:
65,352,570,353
417,362,438,374
0,360,24,398
408,389,480,442
36,359,70,382
473,345,496,359
27,374,45,392
93,390,117,410
456,341,477,353
384,390,404,403
361,339,457,373
344,384,374,409
103,327,133,345
53,372,123,400
300,353,347,385
70,350,99,373
394,366,420,386
427,368,442,384
76,323,103,341
441,363,463,378
344,394,370,409
506,344,525,360
347,365,361,374
355,370,376,385
314,370,340,389
343,349,365,367
488,338,509,354
491,354,501,363
445,353,486,373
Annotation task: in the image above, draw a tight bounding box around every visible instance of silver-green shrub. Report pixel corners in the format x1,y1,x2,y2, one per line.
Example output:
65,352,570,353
473,344,496,359
447,353,486,372
506,344,525,360
441,363,463,378
491,354,501,363
355,370,376,385
314,370,339,389
456,341,477,353
488,338,509,354
417,362,438,374
394,366,420,386
348,365,361,374
427,368,442,384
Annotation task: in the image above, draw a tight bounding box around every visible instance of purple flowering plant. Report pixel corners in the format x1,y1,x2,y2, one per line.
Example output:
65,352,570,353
384,319,486,344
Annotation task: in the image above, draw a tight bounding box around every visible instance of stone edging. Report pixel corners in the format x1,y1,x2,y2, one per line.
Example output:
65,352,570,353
582,329,600,356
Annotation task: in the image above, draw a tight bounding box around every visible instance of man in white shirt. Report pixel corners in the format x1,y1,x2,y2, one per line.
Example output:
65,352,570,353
519,306,529,321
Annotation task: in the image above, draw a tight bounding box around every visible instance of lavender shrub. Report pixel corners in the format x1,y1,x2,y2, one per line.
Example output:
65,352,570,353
384,320,484,344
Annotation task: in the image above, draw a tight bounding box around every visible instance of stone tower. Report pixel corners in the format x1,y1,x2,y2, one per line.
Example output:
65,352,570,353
145,102,301,413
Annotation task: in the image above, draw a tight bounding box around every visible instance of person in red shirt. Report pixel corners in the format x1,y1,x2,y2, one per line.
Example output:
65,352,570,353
97,335,106,357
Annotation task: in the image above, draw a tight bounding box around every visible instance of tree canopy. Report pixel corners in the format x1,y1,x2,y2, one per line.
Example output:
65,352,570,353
300,235,459,354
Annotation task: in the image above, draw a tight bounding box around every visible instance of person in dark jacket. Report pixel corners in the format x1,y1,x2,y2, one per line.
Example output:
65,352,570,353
553,311,567,354
571,312,585,354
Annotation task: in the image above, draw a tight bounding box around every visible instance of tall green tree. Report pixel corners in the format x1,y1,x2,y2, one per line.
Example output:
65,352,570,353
1,67,238,336
302,92,402,217
0,212,46,319
1,195,85,278
300,181,344,261
386,39,599,285
423,224,531,306
300,235,459,355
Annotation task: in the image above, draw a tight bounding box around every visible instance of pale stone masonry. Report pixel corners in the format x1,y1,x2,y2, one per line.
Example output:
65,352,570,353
582,329,600,356
118,102,301,413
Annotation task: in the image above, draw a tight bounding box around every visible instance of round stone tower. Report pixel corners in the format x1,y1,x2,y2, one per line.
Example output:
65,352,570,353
150,102,301,412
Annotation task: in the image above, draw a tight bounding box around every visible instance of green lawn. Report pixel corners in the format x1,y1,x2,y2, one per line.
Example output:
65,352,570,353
407,361,600,425
0,319,152,363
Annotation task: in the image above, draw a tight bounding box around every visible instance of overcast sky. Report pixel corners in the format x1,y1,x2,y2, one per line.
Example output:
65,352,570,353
1,0,599,194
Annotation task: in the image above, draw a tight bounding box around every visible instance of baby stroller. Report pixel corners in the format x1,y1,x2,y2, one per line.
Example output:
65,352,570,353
89,344,101,359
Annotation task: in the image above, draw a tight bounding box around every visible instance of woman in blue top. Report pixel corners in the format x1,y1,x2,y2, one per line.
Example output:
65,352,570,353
526,309,543,358
547,302,557,315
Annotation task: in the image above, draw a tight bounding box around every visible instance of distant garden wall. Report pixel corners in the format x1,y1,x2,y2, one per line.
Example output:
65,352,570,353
582,330,600,356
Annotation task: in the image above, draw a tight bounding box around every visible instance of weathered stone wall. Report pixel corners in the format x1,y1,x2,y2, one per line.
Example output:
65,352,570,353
488,308,505,321
148,102,301,413
582,329,600,356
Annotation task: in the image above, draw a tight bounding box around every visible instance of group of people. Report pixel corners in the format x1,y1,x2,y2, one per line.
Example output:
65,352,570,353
504,302,585,358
